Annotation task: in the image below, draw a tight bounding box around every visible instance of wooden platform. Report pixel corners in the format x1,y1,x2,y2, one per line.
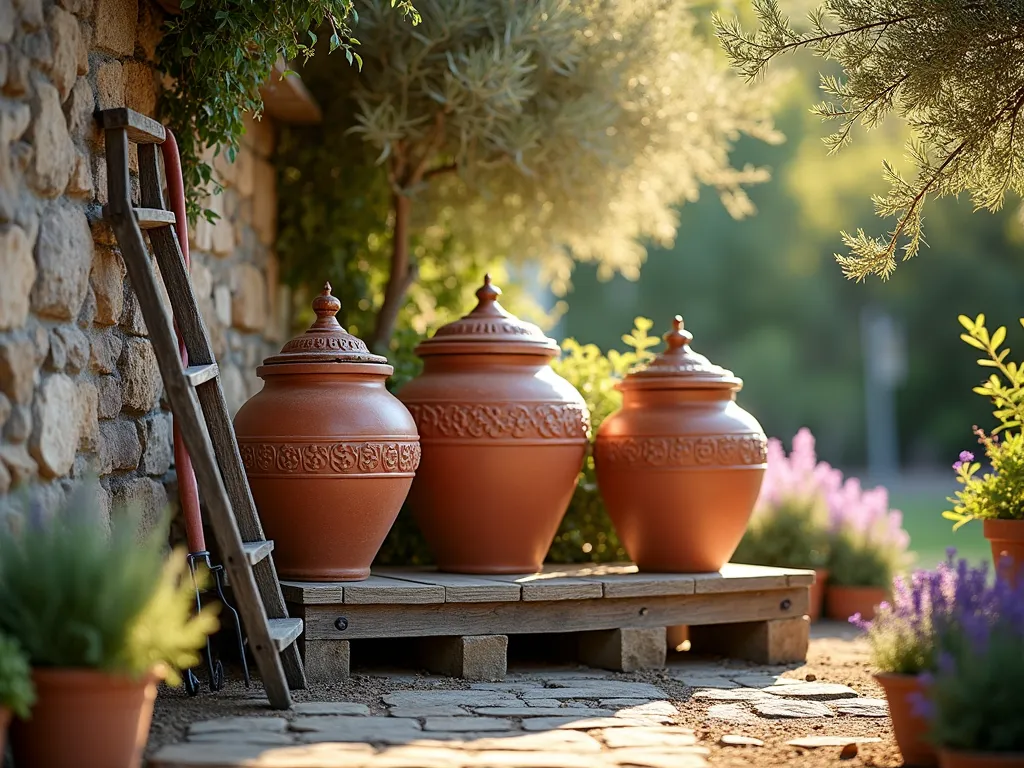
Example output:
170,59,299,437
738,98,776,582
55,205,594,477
282,563,814,683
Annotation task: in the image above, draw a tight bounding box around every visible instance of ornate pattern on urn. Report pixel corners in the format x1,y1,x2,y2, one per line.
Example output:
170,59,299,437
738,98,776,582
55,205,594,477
233,283,419,581
595,316,767,572
398,275,590,573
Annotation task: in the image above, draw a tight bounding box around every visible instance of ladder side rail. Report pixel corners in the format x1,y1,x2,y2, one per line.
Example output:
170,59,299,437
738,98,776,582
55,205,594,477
136,143,307,691
107,131,293,709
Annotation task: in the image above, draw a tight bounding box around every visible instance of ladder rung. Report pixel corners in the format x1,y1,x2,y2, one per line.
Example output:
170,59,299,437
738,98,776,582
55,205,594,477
97,107,166,144
134,208,176,229
267,618,303,652
184,363,219,386
241,540,275,566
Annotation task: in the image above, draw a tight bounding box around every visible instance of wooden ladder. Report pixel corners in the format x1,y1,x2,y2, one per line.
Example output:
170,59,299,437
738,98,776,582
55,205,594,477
97,107,306,709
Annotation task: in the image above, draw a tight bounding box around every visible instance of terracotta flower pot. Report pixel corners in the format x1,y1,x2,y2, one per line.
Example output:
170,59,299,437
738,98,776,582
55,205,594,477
984,519,1024,585
234,283,420,581
594,316,767,572
809,568,828,622
826,584,888,621
875,673,937,767
398,276,589,574
10,668,158,768
0,706,9,760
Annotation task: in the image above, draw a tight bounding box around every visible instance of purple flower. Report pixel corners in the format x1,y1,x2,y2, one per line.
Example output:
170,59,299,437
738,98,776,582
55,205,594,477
959,451,974,462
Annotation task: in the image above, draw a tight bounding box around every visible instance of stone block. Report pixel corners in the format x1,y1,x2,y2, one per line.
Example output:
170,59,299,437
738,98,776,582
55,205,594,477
578,627,667,673
64,76,94,142
93,57,122,111
96,374,120,418
688,617,810,665
1,46,29,96
0,224,36,330
30,373,81,477
109,475,167,533
0,333,39,403
66,149,93,199
90,329,122,374
27,81,75,197
242,113,274,158
90,246,125,325
47,6,80,101
230,264,266,331
77,377,98,451
4,403,30,442
303,639,350,684
139,411,171,475
45,328,66,371
56,325,88,373
251,157,277,245
14,0,42,29
122,60,155,116
31,201,92,319
76,19,89,74
135,0,160,61
98,417,140,472
92,0,136,56
0,392,10,430
118,336,160,413
0,0,14,43
0,443,36,485
419,635,508,681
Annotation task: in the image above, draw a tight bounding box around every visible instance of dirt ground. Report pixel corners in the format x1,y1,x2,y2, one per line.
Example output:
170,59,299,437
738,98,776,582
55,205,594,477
147,621,904,767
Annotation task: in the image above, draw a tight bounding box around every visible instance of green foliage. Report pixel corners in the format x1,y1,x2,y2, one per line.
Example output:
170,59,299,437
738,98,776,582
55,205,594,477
547,319,657,563
0,483,218,686
281,0,780,349
715,0,1024,281
0,633,34,719
733,497,830,570
827,526,902,588
945,314,1024,528
156,0,419,223
926,621,1024,752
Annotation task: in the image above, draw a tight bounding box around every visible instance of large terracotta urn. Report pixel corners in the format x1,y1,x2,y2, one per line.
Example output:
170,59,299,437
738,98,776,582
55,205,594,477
398,275,589,574
595,316,767,572
234,283,420,581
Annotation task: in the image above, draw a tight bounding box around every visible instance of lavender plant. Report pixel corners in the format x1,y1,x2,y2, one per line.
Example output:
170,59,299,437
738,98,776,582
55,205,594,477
914,563,1024,753
827,481,910,588
733,429,833,570
853,553,989,675
0,632,33,719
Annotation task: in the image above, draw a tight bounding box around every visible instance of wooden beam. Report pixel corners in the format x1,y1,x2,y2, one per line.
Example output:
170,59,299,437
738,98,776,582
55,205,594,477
258,58,322,125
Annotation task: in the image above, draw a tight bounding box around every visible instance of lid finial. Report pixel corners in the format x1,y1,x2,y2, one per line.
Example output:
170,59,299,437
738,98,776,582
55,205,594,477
310,282,343,331
663,315,693,352
475,274,502,308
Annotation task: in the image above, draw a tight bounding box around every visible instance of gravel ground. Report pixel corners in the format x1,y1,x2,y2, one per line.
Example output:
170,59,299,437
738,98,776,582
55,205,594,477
147,621,903,767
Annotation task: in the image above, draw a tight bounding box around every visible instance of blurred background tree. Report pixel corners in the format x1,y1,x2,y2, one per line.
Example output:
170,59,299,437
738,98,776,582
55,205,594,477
278,0,782,354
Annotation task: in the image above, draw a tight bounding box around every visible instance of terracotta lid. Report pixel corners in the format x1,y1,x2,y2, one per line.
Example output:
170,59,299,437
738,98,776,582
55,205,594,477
262,282,388,366
415,275,559,356
621,316,742,389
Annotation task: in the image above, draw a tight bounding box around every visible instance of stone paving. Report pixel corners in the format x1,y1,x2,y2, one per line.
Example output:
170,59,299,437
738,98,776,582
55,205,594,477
150,668,888,767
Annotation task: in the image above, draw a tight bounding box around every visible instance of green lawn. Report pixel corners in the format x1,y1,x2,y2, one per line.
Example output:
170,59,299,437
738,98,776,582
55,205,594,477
889,483,990,569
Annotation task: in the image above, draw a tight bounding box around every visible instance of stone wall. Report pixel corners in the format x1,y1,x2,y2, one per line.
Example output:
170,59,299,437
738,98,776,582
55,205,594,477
0,0,287,529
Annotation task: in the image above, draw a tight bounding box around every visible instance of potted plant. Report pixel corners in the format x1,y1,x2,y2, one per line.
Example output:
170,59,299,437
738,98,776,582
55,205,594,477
946,315,1024,583
0,483,218,768
0,632,34,759
733,429,834,620
826,482,910,621
855,552,989,767
914,559,1024,767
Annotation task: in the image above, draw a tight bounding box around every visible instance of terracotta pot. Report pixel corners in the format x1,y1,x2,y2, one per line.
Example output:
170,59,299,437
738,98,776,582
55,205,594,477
984,519,1024,585
594,316,766,572
826,584,888,621
940,751,1024,768
10,668,158,768
875,673,937,766
809,568,828,622
0,706,9,761
234,283,420,581
398,275,589,574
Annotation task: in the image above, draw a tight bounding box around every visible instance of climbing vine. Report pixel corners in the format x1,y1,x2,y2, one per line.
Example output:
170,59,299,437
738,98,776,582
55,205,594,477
156,0,419,223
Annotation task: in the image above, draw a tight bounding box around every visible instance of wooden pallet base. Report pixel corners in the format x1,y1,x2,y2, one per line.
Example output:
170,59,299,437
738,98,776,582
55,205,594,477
284,563,814,683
